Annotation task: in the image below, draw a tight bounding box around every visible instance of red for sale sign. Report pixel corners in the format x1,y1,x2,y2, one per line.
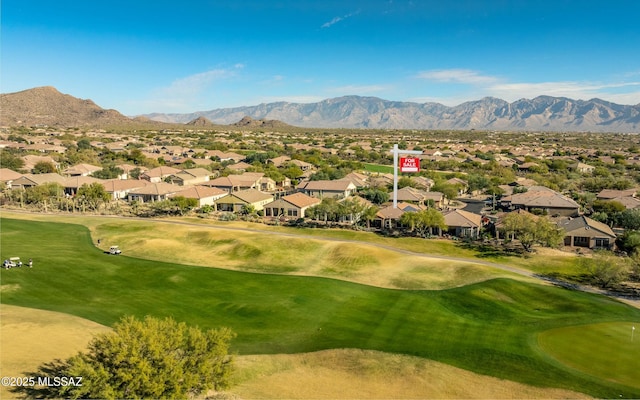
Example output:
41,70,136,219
400,157,420,173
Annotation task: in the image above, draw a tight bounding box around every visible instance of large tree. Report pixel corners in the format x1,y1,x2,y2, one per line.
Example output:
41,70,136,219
76,182,111,211
500,212,564,252
38,316,235,400
400,209,447,237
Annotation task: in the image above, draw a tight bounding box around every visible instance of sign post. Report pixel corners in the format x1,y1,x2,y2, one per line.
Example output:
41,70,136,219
390,144,422,208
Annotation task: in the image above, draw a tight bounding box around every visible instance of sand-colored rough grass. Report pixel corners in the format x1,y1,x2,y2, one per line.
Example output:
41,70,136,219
0,304,110,399
0,212,531,289
86,219,521,289
226,349,590,399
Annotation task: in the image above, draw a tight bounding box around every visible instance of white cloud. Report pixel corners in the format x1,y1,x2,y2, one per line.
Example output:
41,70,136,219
141,66,244,112
487,81,640,103
416,68,640,105
160,67,242,98
321,10,360,28
417,69,499,85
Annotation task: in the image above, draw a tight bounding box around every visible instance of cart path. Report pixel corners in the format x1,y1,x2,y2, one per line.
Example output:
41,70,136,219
4,210,640,308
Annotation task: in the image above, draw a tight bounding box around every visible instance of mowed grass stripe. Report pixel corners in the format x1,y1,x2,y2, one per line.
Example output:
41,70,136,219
1,218,639,398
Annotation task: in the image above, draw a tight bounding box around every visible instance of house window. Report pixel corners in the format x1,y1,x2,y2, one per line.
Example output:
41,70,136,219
595,238,610,248
573,236,590,247
287,209,298,217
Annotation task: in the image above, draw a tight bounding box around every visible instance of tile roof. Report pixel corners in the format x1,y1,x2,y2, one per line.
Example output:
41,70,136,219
281,192,321,208
174,185,227,199
443,209,482,227
506,186,579,208
232,188,273,203
557,215,616,238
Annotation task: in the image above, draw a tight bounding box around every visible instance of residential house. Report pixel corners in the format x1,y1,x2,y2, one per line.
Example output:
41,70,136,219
173,186,227,207
63,163,102,177
208,150,245,163
183,158,216,168
500,186,580,217
557,215,616,250
446,177,469,195
206,174,261,193
596,188,640,209
419,149,443,161
396,187,429,204
267,155,291,167
596,188,637,200
226,162,252,173
140,166,181,183
64,176,105,196
10,173,67,189
299,180,357,199
338,172,368,189
368,174,393,189
608,196,640,210
23,143,66,153
258,177,277,192
290,159,315,172
423,191,445,208
574,162,595,174
169,168,211,186
517,162,540,172
101,179,150,200
127,182,182,203
412,176,434,191
442,209,483,239
104,142,128,153
115,164,145,180
397,202,427,213
21,155,59,172
373,204,406,229
263,192,321,218
0,168,23,188
215,189,273,212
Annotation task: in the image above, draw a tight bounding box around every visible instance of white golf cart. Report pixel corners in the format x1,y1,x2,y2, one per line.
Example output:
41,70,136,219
109,246,122,255
3,257,23,268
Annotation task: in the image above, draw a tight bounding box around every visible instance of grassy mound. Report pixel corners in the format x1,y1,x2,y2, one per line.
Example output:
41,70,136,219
230,349,590,399
538,322,640,388
2,217,640,397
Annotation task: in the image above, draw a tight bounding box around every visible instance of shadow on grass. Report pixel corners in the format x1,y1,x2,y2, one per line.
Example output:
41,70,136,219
455,240,526,259
10,359,70,399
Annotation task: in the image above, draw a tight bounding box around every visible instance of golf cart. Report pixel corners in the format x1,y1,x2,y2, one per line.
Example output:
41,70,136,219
109,246,122,255
8,257,22,267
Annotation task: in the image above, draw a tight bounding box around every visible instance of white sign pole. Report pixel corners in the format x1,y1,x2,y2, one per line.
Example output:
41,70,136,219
393,144,399,208
633,326,635,342
390,144,422,208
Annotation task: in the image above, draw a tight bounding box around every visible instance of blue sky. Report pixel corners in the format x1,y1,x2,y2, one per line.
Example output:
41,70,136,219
2,0,640,115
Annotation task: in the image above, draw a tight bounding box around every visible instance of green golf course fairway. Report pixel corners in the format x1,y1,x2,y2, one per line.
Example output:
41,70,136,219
538,322,640,388
1,217,640,398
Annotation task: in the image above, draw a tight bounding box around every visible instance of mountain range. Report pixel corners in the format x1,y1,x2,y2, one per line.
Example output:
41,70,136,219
2,86,640,132
145,95,640,132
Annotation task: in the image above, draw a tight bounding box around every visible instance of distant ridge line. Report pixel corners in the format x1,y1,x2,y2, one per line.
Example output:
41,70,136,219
143,95,640,133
